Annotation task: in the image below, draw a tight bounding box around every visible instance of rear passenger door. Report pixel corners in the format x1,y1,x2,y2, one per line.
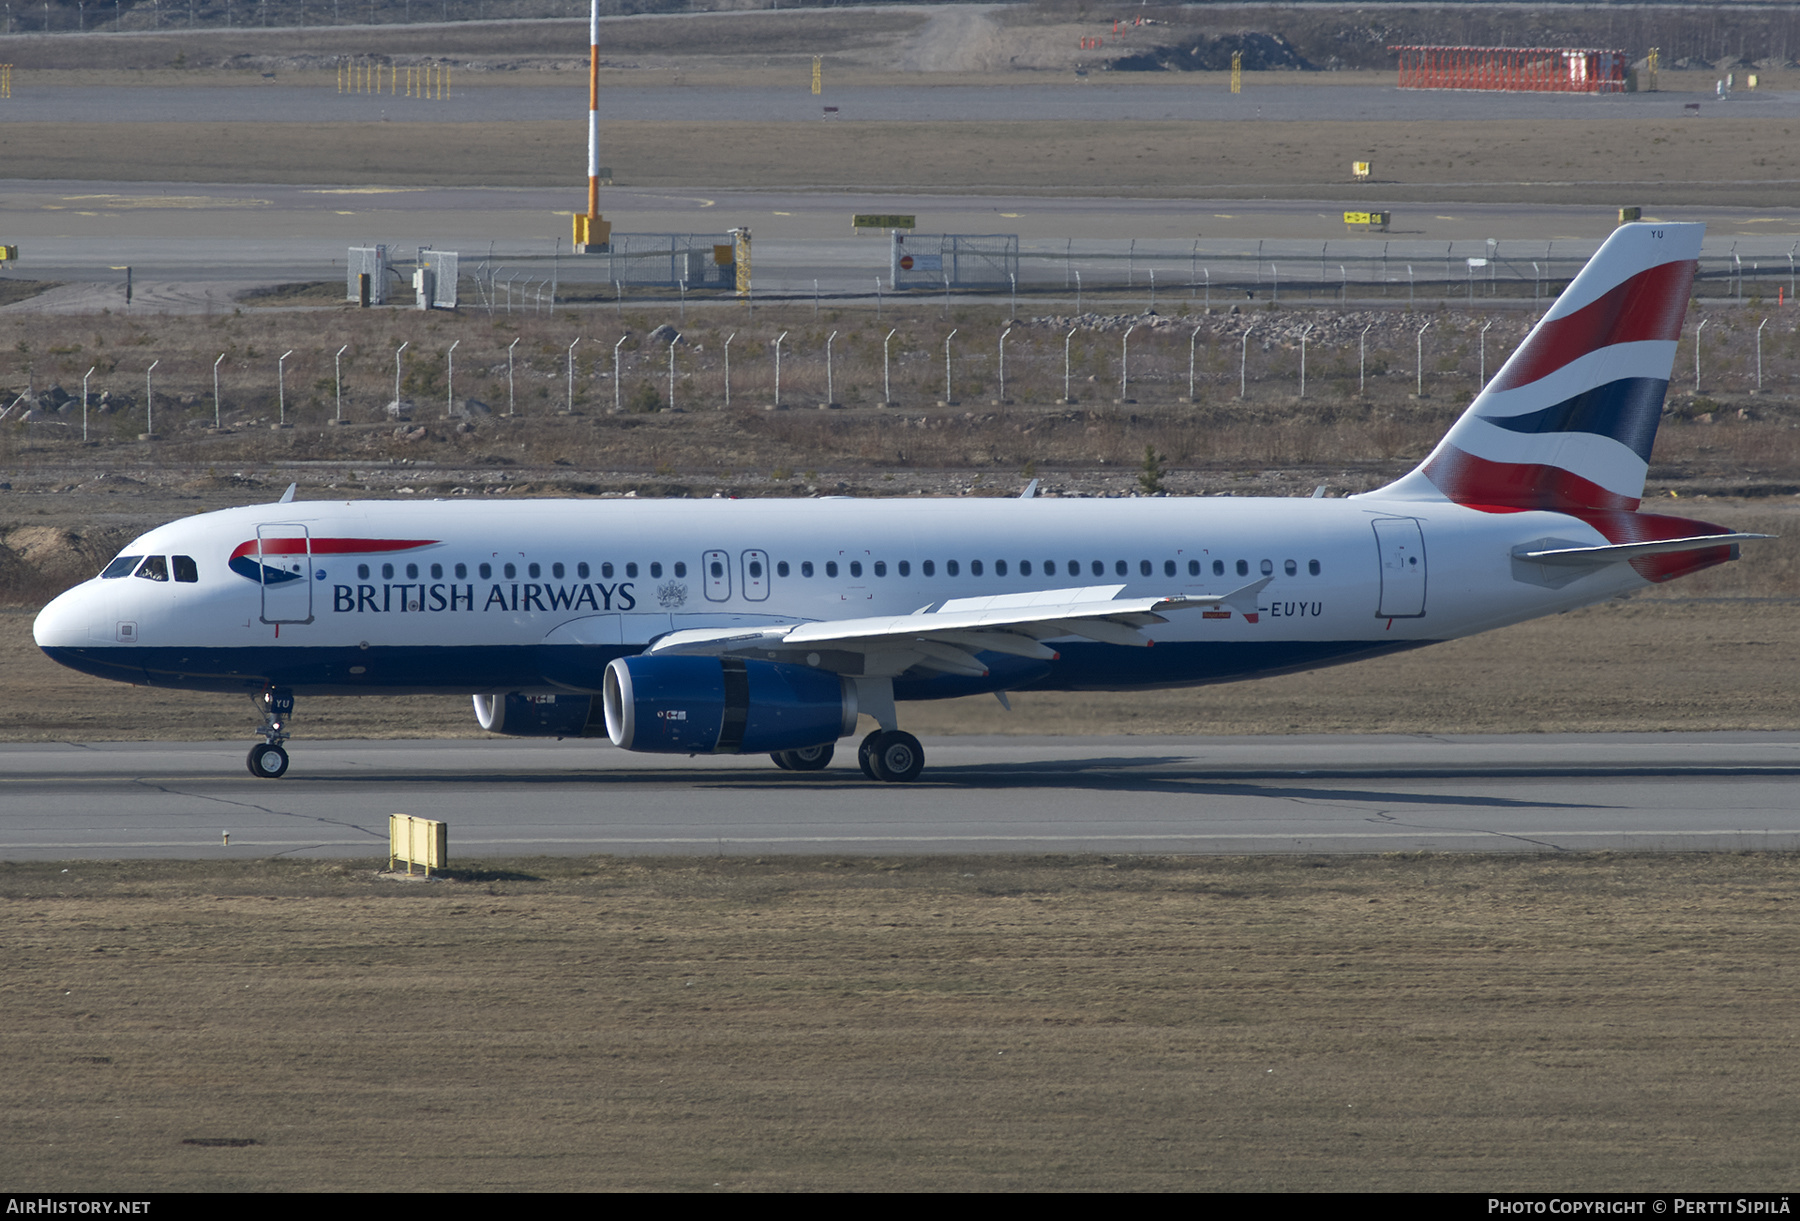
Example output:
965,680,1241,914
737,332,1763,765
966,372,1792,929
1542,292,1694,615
1372,518,1426,618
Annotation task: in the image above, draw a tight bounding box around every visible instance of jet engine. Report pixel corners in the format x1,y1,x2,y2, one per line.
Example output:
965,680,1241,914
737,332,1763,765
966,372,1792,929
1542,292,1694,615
472,692,605,737
602,655,857,755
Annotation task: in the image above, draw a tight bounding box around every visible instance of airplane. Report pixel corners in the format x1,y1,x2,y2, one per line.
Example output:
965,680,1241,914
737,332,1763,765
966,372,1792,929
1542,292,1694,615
32,222,1764,783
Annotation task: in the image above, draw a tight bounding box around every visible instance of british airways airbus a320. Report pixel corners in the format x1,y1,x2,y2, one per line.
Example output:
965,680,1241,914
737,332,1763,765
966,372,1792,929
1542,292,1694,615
33,224,1762,782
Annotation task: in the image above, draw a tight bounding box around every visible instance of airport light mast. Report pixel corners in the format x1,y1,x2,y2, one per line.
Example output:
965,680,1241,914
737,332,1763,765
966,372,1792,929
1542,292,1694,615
575,0,611,253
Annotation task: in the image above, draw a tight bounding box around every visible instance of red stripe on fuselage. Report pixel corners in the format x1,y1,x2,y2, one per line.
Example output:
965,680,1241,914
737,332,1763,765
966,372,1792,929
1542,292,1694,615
1490,259,1696,393
228,538,440,562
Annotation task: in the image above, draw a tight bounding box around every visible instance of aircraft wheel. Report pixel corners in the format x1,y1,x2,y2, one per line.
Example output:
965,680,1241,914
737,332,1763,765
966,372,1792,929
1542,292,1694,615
784,743,835,772
857,732,882,780
247,742,289,779
868,731,924,784
770,751,793,770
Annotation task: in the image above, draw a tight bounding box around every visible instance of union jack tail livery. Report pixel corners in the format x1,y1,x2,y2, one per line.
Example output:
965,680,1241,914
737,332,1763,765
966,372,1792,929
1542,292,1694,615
1382,222,1701,514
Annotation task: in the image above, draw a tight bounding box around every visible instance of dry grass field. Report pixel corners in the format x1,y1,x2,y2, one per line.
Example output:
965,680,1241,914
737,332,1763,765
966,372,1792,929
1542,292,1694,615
5,851,1800,1191
0,114,1793,205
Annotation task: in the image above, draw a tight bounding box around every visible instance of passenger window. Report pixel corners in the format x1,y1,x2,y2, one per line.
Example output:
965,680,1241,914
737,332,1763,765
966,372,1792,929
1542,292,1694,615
970,560,983,576
577,562,589,579
1214,560,1225,576
849,561,862,578
1020,560,1032,576
430,562,443,580
801,561,814,578
101,556,142,579
874,561,886,577
898,560,910,577
527,562,540,579
1042,560,1055,576
135,556,169,582
1164,560,1176,577
479,562,493,580
777,561,790,577
1236,560,1249,576
946,560,959,576
1115,560,1128,577
995,560,1007,576
626,563,638,578
1091,560,1104,577
382,563,395,580
710,560,725,578
650,562,663,579
922,560,935,577
1309,560,1321,576
552,562,565,579
173,556,199,583
357,563,371,580
1284,560,1297,576
503,562,517,580
675,561,687,578
601,562,614,579
1139,560,1152,577
826,561,839,578
407,563,420,579
1261,559,1274,576
456,563,468,579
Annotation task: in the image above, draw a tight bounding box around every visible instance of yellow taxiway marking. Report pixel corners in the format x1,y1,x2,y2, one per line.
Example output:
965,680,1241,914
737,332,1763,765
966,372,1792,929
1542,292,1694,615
772,211,793,216
303,187,422,195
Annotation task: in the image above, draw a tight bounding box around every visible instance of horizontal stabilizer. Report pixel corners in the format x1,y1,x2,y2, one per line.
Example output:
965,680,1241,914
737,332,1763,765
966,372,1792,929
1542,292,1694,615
1513,533,1770,566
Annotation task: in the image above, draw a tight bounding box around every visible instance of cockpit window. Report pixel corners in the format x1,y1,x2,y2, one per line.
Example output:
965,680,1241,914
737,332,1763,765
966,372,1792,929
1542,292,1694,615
172,555,198,583
100,556,142,579
134,556,169,582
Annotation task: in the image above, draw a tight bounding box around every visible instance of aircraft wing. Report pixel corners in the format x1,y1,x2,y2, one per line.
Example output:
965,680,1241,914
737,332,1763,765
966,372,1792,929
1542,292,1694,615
644,578,1271,678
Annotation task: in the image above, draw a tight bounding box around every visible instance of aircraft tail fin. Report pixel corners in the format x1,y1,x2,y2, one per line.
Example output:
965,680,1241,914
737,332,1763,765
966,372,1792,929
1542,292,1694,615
1374,222,1702,514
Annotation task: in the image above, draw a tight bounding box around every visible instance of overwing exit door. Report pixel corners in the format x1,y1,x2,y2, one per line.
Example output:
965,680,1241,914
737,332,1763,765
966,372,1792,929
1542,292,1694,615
741,550,770,601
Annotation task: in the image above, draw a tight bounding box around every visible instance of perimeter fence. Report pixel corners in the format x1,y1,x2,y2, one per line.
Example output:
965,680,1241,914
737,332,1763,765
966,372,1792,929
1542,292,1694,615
453,239,1800,313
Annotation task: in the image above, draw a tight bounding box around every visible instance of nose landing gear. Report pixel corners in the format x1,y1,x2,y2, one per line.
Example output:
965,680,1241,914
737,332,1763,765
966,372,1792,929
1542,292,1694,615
247,686,294,779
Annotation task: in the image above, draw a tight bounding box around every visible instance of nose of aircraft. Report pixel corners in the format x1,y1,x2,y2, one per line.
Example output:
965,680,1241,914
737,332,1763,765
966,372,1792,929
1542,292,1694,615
34,581,101,651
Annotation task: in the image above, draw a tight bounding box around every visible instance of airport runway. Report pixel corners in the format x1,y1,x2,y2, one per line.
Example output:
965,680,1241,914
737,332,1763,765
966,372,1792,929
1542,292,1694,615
4,732,1799,860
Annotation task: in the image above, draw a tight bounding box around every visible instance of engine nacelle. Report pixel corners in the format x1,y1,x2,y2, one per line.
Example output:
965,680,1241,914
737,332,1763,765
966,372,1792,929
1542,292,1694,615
472,692,604,738
602,655,857,755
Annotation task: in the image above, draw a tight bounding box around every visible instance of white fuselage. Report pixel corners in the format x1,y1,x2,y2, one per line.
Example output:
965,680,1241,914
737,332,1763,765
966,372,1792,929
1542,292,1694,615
34,493,1644,700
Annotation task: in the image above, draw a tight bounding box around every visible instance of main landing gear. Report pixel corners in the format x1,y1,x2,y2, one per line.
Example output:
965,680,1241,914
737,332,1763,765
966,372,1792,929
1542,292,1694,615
766,732,924,782
765,679,924,783
771,743,835,771
857,730,925,784
247,686,294,779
